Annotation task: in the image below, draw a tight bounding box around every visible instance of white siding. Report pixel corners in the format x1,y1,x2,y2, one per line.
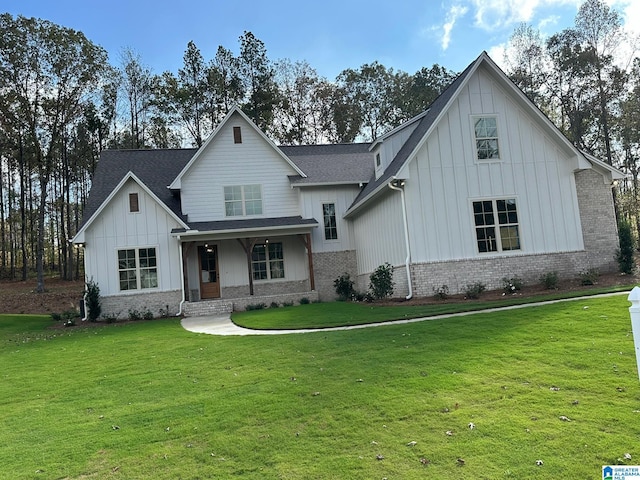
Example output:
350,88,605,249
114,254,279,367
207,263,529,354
374,121,420,179
402,64,583,263
83,179,183,297
298,185,360,252
180,112,301,222
352,191,405,275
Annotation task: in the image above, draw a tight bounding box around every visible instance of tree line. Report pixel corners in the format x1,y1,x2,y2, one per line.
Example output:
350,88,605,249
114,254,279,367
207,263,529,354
0,0,638,289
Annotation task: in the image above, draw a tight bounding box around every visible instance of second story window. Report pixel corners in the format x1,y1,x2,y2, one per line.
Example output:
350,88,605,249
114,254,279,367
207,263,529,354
323,203,338,240
224,185,262,216
473,116,500,160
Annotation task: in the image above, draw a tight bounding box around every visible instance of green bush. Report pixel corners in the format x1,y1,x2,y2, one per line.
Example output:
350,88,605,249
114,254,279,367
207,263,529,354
84,279,102,322
464,282,486,299
368,263,395,300
616,219,636,274
334,273,356,301
299,297,310,305
539,271,559,290
270,301,280,308
578,268,600,286
246,303,266,311
502,276,523,294
128,309,143,321
433,284,450,300
143,309,154,320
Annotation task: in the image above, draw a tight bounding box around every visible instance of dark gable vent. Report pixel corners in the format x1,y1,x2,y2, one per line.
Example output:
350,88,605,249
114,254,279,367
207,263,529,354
233,126,242,144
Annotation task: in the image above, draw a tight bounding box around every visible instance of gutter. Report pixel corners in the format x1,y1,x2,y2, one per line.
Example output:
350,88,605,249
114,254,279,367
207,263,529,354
388,179,413,300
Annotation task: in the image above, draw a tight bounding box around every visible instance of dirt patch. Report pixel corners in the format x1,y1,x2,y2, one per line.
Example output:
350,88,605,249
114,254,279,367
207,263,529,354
0,277,84,315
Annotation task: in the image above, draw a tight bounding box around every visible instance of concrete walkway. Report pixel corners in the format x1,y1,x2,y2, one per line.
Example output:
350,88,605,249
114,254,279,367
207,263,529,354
181,291,631,336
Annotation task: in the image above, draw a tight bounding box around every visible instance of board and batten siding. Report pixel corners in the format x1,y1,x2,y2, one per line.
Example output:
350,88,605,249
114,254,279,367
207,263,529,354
83,179,183,297
179,112,301,222
352,191,405,275
400,64,584,263
374,121,420,179
298,186,360,252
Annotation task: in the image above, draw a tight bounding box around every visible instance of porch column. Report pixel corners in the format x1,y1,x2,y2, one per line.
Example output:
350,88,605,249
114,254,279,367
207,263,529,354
182,241,194,301
298,233,315,291
237,238,257,296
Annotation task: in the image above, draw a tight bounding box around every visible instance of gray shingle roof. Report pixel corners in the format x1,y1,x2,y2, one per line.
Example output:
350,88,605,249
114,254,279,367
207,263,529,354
172,216,318,234
280,143,374,185
79,149,196,230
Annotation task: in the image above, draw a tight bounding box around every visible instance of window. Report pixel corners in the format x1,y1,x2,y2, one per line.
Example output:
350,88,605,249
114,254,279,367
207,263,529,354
323,203,338,240
224,185,262,216
118,247,158,291
472,199,520,253
375,152,381,168
252,242,284,280
473,116,500,160
233,126,242,144
129,193,139,212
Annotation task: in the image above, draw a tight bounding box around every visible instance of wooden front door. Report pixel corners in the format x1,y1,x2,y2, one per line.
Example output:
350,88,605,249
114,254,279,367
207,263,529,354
198,245,220,299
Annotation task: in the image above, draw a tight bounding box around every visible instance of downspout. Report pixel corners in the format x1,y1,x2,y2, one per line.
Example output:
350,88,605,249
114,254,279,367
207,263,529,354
177,237,186,316
388,179,413,300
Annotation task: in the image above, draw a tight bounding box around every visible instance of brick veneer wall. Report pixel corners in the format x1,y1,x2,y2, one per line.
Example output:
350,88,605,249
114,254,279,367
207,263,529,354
312,250,358,300
575,169,619,272
221,279,310,299
99,290,182,320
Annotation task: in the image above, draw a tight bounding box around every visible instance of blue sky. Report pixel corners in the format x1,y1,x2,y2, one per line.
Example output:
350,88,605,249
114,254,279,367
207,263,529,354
4,0,639,78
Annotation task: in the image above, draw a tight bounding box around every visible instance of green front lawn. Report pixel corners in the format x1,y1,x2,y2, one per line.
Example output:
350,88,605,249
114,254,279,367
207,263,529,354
232,285,633,330
1,295,639,479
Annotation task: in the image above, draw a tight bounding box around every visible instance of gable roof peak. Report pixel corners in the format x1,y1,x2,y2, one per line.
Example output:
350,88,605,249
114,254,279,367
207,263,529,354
168,106,306,190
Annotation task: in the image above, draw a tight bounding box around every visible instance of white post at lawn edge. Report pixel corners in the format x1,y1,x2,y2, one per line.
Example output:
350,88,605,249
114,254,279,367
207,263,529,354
627,286,640,381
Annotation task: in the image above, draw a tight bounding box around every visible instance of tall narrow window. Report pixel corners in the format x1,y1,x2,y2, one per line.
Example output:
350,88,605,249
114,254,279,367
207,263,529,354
323,203,338,240
233,126,242,144
251,242,284,280
473,116,500,160
118,247,158,290
129,193,139,212
224,185,262,216
472,199,520,253
375,153,381,168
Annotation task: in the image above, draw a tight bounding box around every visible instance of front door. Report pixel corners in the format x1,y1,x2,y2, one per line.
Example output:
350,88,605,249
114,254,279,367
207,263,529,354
198,245,220,299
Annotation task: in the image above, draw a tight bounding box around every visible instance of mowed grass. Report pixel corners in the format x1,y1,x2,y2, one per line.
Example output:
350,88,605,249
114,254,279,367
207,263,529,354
232,286,633,330
1,296,639,479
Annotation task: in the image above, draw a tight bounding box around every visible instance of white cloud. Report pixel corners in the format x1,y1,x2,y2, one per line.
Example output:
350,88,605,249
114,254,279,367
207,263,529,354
441,4,469,50
468,0,580,31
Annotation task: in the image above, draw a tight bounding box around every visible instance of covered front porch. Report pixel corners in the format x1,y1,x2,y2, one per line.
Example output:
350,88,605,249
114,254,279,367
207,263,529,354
172,216,319,315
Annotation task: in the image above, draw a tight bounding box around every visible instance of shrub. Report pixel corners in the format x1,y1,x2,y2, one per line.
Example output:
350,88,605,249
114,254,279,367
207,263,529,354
502,276,523,294
539,271,559,290
282,301,294,307
128,308,143,321
433,284,450,300
50,312,62,322
270,301,280,308
616,219,636,274
464,282,486,299
299,297,310,305
334,273,356,301
84,279,102,322
61,309,79,327
578,268,600,286
143,309,154,320
158,305,171,318
246,303,266,311
369,263,395,300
